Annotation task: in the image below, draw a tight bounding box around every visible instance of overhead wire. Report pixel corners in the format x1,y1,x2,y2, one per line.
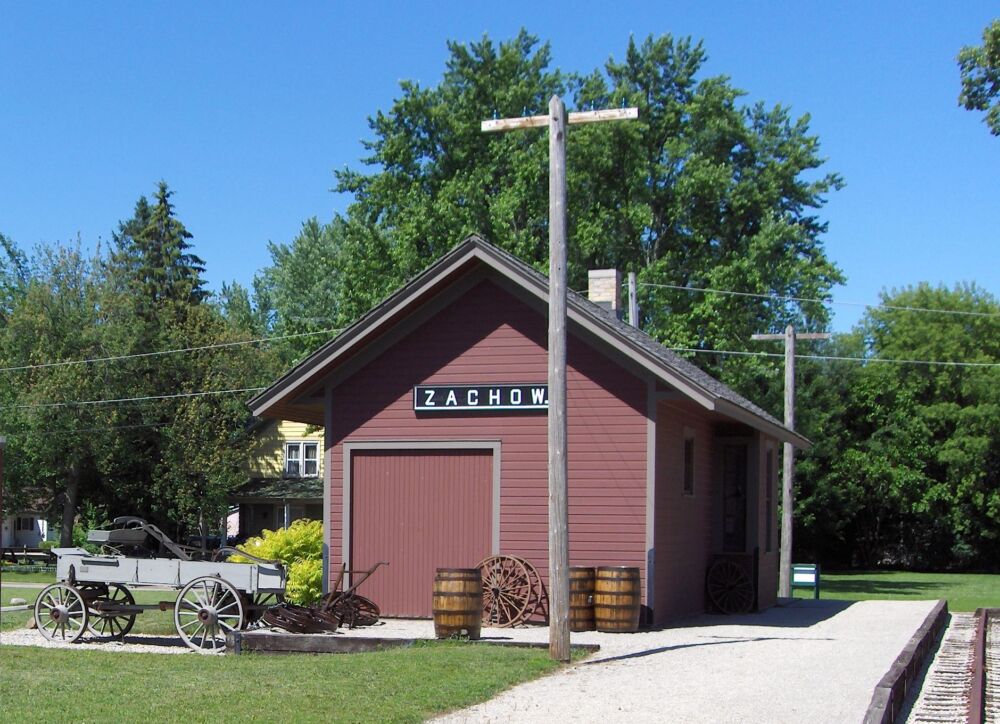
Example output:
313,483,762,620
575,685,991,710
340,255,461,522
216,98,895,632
664,346,999,368
0,386,266,412
0,327,342,374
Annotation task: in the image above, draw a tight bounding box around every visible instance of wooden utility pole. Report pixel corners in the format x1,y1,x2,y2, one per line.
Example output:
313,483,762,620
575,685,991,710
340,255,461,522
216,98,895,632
751,326,830,598
483,98,637,662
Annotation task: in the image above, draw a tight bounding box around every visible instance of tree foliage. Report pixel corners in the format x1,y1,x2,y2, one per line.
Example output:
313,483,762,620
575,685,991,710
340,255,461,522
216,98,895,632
0,184,279,542
796,284,1000,569
326,31,843,386
959,19,1000,136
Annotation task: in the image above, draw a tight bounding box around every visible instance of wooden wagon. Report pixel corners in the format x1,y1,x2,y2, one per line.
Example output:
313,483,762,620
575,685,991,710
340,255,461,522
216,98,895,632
33,517,285,653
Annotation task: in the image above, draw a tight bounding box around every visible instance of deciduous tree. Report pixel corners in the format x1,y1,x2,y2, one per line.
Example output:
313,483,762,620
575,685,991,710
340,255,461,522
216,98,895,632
959,20,1000,136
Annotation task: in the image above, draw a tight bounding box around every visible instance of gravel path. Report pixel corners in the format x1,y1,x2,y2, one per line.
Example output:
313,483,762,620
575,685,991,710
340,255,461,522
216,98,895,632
424,599,935,724
1,627,193,654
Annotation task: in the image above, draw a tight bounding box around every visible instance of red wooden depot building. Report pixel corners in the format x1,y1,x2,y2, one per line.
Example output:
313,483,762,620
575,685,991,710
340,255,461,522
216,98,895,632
250,237,807,625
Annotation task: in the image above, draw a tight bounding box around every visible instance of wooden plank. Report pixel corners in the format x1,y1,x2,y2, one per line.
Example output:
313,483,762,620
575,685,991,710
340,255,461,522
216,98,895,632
481,115,549,132
227,630,600,655
568,107,638,125
863,599,949,724
481,107,638,132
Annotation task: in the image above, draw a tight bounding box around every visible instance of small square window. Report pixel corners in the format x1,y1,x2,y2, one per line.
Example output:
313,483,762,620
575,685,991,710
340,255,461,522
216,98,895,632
683,434,695,496
285,441,320,478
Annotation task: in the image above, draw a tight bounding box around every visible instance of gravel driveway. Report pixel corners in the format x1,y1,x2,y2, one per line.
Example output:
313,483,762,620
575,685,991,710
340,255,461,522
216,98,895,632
425,599,938,723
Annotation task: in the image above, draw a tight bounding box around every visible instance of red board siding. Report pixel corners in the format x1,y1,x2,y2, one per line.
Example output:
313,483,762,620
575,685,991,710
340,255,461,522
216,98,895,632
350,449,492,617
327,279,649,615
653,400,716,623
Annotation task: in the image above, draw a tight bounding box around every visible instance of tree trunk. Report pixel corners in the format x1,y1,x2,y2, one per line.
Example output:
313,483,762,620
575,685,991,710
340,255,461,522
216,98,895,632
60,461,81,547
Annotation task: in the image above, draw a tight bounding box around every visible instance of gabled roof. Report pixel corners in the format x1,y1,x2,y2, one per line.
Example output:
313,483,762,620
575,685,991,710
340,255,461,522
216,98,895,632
249,236,809,447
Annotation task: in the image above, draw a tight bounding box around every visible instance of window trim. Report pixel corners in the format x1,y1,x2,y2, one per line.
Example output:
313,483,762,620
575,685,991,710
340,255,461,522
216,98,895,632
765,446,775,553
682,428,695,497
284,441,320,478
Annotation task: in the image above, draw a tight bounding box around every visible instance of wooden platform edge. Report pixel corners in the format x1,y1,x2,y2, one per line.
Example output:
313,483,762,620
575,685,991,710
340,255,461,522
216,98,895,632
227,630,601,656
862,599,949,724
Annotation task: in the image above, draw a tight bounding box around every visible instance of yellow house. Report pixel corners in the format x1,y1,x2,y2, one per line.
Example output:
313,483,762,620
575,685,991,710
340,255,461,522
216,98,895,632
230,419,324,539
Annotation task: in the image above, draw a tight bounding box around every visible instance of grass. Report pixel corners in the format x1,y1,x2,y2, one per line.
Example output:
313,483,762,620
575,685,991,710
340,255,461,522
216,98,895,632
2,568,576,722
793,570,1000,612
0,569,55,584
0,642,568,722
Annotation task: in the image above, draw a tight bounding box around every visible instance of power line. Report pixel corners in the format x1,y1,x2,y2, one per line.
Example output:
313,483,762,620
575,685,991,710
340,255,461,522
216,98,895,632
0,386,266,412
0,327,342,374
666,346,1000,368
640,282,1000,319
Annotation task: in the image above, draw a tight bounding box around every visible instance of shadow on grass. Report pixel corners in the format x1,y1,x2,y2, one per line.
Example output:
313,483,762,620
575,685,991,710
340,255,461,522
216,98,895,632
823,578,947,597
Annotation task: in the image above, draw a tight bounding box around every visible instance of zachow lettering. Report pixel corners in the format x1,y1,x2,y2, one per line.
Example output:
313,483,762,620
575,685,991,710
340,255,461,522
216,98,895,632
414,384,548,412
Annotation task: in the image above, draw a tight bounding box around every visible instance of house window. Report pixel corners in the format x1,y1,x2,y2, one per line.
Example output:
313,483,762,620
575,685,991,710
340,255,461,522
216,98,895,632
16,516,34,532
765,448,775,552
683,432,695,496
285,442,319,477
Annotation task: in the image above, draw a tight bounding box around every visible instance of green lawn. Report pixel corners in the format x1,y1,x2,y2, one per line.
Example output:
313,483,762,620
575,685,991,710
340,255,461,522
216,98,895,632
0,642,567,722
793,570,1000,611
0,569,55,584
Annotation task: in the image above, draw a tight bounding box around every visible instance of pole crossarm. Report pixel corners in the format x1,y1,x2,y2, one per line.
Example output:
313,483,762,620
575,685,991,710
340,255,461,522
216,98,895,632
481,107,638,133
750,332,831,341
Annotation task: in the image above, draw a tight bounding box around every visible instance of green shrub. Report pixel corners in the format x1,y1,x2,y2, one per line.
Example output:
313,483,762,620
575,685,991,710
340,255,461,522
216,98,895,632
231,519,323,604
285,558,323,604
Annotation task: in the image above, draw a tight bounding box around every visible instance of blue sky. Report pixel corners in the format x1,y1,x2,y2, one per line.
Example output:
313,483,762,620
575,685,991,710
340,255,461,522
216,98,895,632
1,1,996,332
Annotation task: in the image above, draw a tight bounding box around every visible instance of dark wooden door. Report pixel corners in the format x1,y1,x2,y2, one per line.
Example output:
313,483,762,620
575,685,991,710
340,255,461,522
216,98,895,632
722,443,748,553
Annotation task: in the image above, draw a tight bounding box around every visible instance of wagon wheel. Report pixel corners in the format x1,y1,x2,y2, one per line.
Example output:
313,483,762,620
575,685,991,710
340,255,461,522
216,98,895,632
706,559,755,614
330,594,380,628
478,555,532,627
241,590,285,627
174,576,245,653
84,583,137,639
521,558,548,623
34,583,89,643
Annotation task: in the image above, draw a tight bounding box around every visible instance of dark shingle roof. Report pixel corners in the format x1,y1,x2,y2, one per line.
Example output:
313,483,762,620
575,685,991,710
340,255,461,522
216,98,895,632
230,477,323,501
250,235,803,445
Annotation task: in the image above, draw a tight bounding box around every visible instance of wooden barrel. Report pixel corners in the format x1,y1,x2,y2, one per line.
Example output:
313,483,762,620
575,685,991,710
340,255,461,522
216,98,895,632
433,568,482,639
569,566,596,632
594,566,641,632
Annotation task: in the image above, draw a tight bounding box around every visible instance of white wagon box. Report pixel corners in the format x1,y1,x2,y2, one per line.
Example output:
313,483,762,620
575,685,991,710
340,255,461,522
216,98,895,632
37,519,286,653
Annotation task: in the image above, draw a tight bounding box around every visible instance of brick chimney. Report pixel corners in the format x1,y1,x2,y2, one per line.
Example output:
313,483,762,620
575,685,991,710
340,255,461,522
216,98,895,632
588,269,622,318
